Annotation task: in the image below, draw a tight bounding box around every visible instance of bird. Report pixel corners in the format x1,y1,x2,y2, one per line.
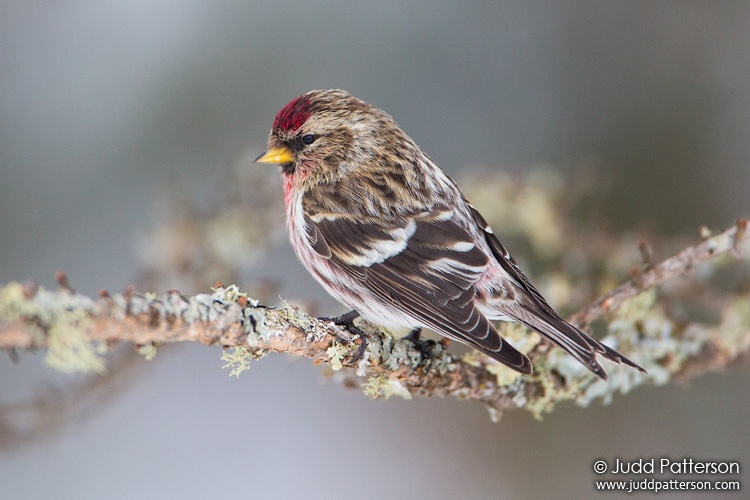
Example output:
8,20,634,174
255,89,644,379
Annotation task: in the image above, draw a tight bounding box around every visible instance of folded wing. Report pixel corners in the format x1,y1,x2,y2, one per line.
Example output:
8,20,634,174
304,204,533,374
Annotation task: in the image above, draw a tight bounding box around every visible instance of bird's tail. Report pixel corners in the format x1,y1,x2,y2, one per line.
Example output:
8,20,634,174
511,304,645,380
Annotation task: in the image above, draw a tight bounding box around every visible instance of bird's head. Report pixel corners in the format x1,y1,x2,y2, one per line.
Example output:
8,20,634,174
255,89,411,187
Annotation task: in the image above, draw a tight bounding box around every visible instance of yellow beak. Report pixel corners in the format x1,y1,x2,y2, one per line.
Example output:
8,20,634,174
254,146,294,165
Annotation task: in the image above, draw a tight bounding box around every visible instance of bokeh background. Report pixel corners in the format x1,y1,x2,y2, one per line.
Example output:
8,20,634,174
1,2,749,499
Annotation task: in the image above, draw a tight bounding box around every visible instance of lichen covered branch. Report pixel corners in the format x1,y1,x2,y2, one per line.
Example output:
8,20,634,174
1,219,748,419
568,219,748,327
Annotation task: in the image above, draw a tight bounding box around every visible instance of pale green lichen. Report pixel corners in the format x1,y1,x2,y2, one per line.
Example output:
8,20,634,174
1,282,106,374
497,290,663,418
363,374,388,398
461,351,483,368
160,292,192,319
484,362,523,387
463,348,526,386
45,316,107,374
369,334,392,368
108,286,266,345
520,374,570,419
137,343,158,361
241,306,269,346
426,342,457,376
221,346,266,378
514,278,749,418
378,333,434,371
259,305,324,345
610,289,705,386
508,379,530,411
382,378,412,400
278,301,316,331
382,337,410,371
0,282,27,325
217,284,258,307
571,289,685,407
362,374,412,400
186,292,224,322
326,342,348,371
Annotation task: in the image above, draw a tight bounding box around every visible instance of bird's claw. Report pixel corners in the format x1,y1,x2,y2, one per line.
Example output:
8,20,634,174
403,328,436,362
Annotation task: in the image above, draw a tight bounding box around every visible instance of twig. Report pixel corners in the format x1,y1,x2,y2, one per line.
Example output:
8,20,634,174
568,219,749,327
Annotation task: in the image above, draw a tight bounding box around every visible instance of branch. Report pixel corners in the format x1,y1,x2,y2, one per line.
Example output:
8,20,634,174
1,220,748,420
568,219,748,327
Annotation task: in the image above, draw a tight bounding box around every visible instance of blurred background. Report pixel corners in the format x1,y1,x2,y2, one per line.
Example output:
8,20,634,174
1,2,748,499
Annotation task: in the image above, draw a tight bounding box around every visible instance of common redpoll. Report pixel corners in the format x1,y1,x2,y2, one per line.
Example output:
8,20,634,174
256,89,644,379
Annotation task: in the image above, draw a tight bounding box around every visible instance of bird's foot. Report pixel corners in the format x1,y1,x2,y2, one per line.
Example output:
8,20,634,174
319,310,368,365
403,328,436,361
319,310,360,326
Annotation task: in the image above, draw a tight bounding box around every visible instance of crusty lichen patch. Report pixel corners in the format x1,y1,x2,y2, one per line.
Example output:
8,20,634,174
326,342,348,371
137,343,158,361
0,281,105,373
362,374,412,400
221,346,267,378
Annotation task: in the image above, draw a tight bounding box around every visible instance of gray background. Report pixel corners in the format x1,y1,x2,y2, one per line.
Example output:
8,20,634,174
1,2,748,499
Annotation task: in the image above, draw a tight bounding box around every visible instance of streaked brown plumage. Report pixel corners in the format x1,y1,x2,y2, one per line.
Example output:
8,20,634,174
256,89,644,379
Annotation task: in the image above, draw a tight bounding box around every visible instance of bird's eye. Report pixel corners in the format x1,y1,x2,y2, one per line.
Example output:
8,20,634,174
301,134,316,145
